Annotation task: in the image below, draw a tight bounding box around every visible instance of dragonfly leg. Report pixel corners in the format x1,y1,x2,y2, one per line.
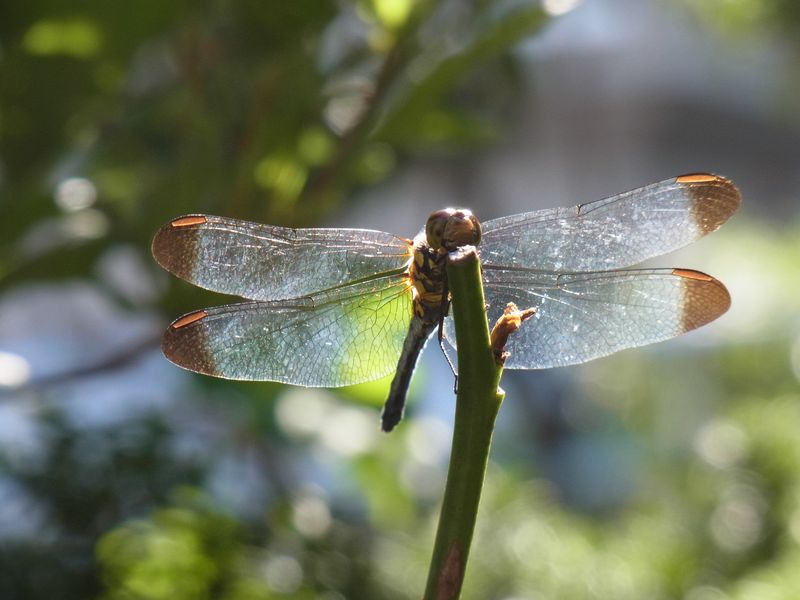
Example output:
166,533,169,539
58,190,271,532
437,285,458,390
437,319,457,380
436,329,457,390
437,328,458,394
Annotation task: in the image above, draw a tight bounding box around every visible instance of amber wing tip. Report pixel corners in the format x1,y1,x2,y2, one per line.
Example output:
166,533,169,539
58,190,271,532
161,309,220,377
675,269,731,331
151,214,209,277
675,172,741,234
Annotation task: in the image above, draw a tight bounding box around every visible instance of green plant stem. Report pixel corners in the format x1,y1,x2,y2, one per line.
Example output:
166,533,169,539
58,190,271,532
423,246,504,600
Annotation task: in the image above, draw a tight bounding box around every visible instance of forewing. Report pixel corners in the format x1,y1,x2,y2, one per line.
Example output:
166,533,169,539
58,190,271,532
444,267,730,369
152,215,411,301
480,174,740,272
162,275,413,386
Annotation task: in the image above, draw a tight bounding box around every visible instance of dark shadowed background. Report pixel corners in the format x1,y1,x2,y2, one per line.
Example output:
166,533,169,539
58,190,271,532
2,1,800,598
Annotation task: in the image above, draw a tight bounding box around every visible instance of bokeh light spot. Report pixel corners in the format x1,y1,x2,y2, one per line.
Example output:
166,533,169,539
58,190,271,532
55,177,97,211
710,485,765,552
405,417,451,466
357,143,396,183
694,419,750,469
254,154,307,203
275,388,332,437
23,19,102,58
318,406,378,456
542,0,582,17
264,554,303,594
373,0,413,29
0,352,31,388
291,493,332,539
297,127,334,166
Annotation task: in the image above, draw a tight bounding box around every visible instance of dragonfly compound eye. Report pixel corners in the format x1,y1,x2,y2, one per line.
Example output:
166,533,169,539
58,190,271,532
425,208,481,252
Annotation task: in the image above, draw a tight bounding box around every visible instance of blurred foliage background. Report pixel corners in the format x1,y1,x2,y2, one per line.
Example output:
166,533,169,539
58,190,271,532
2,0,800,599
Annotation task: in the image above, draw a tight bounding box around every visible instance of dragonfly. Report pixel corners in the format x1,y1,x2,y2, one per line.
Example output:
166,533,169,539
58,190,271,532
152,173,740,432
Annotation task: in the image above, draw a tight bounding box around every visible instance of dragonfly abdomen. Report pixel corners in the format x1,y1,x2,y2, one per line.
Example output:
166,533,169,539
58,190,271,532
381,315,436,432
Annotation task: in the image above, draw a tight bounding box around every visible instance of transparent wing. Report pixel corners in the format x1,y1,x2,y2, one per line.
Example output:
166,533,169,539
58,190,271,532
479,174,740,272
162,274,413,386
152,214,411,301
444,267,730,369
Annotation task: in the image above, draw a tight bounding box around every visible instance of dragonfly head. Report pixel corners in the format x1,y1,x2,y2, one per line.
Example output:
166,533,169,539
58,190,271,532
425,208,481,253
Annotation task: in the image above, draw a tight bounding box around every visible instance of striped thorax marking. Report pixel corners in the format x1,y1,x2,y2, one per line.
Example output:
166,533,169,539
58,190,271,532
409,240,448,321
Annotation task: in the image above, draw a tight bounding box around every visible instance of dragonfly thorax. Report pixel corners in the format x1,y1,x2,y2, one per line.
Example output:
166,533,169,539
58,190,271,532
407,209,481,324
409,237,448,323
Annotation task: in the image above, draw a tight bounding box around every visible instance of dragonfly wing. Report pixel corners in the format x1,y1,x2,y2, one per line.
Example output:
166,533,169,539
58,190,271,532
480,174,740,272
152,215,411,301
162,274,413,386
444,267,730,369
